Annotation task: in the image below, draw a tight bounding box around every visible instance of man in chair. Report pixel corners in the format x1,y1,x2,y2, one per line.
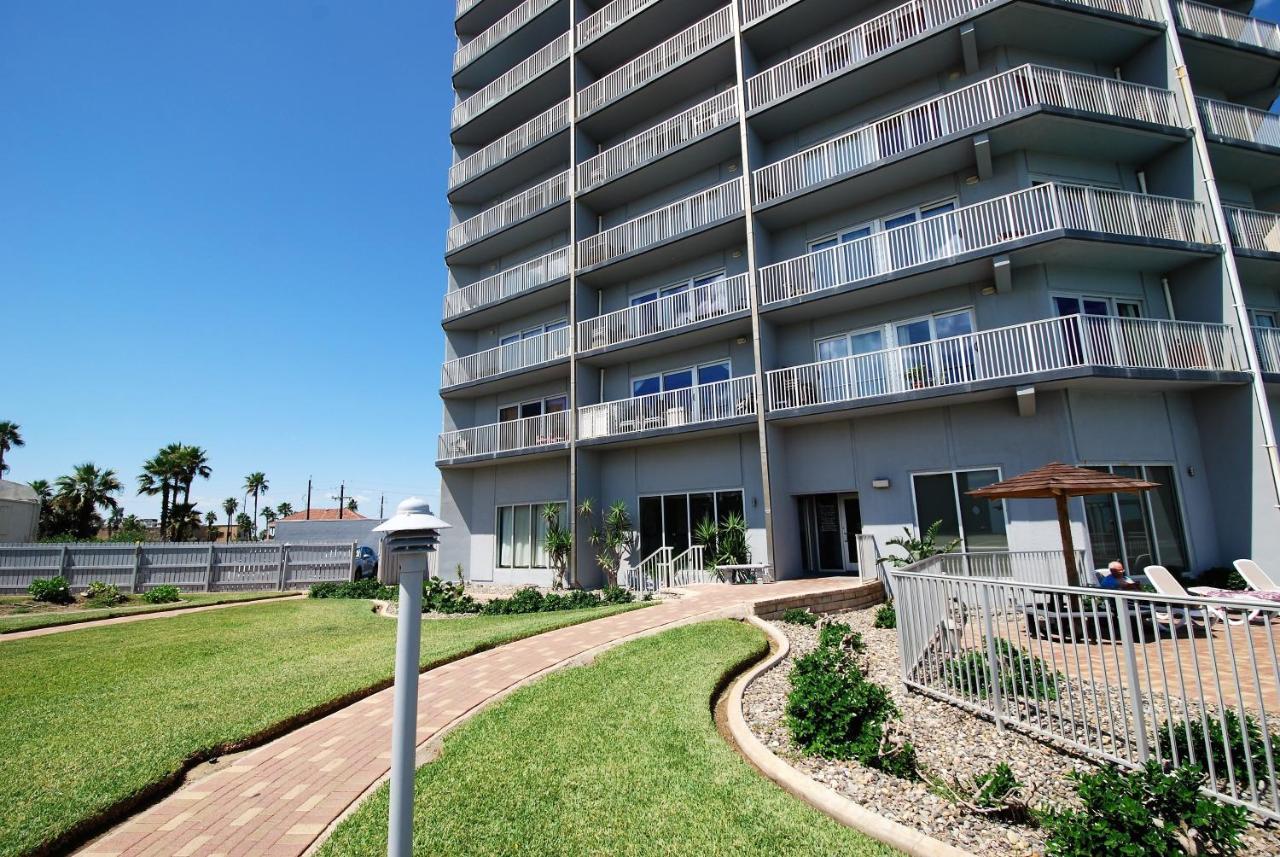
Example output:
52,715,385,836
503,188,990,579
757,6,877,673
1098,560,1138,591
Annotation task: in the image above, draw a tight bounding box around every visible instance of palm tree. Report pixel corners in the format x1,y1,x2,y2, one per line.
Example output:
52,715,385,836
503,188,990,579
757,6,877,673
28,479,51,504
222,497,238,543
276,501,295,519
170,445,211,539
106,507,124,537
0,421,24,476
138,443,183,538
243,472,268,538
260,506,277,540
346,497,359,514
204,510,219,540
54,463,123,539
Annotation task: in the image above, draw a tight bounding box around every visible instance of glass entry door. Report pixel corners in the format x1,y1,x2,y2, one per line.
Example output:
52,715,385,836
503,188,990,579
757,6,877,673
800,493,862,573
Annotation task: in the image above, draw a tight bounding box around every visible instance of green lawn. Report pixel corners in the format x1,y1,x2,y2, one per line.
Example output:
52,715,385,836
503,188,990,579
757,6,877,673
318,621,899,857
0,598,643,857
0,590,297,633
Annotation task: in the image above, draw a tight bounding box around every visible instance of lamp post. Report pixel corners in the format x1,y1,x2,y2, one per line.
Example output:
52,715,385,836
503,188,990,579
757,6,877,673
374,497,450,857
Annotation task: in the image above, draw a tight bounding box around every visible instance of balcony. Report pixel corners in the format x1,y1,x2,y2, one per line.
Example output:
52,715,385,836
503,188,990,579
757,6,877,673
1175,0,1280,105
449,100,570,202
1175,0,1280,53
1197,98,1280,195
576,178,745,279
1199,98,1280,151
442,246,570,327
753,64,1181,219
437,411,569,466
441,326,571,394
577,376,757,444
577,274,751,357
758,183,1214,313
1225,206,1280,260
453,0,565,90
451,33,570,143
766,315,1241,419
445,171,569,262
1254,326,1280,377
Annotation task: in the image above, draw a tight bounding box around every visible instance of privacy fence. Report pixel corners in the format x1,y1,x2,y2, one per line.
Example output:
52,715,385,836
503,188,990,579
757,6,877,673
0,542,356,594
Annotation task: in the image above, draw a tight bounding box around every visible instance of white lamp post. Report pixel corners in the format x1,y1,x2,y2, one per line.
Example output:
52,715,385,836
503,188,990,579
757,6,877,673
374,497,450,857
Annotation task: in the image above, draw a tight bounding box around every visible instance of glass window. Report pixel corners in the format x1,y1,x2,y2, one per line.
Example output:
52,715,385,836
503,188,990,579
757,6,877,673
520,401,543,419
495,503,563,570
498,507,514,567
913,473,961,547
532,509,549,568
544,319,569,332
817,336,851,361
895,318,933,346
544,395,568,413
633,375,661,397
513,506,531,568
690,493,716,535
637,490,746,558
639,496,664,560
912,470,1006,552
663,368,694,390
697,362,730,385
716,490,745,523
1083,464,1188,576
1255,312,1277,328
663,494,690,553
499,405,520,422
934,310,973,340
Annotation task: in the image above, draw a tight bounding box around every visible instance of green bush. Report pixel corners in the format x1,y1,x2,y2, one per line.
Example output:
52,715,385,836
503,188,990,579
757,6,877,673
781,608,817,626
84,581,127,606
944,639,1061,702
1159,708,1280,786
817,621,864,652
309,578,396,601
974,762,1021,809
1043,761,1246,857
142,585,182,604
873,602,897,629
423,578,480,613
601,585,634,605
28,577,73,605
1196,566,1248,592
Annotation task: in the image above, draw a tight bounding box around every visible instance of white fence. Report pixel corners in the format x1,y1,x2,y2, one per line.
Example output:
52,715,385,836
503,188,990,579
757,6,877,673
1224,206,1280,255
443,246,570,320
1255,327,1280,374
449,100,570,190
1197,97,1280,150
452,32,570,129
889,562,1280,821
0,542,355,594
767,314,1237,412
742,0,798,25
454,0,559,72
446,170,569,252
437,411,569,462
624,545,716,591
442,325,572,388
1175,0,1280,52
577,273,750,351
579,375,757,440
578,0,660,48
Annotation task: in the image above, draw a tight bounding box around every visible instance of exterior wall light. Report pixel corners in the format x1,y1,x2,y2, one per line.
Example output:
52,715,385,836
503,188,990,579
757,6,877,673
871,478,891,489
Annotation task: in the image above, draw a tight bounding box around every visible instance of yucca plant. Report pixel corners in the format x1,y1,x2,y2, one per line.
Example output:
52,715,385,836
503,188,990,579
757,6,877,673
878,519,960,568
577,498,632,588
542,503,573,590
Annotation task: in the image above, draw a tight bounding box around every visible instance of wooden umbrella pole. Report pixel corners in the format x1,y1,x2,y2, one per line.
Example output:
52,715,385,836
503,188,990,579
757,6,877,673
1054,491,1078,588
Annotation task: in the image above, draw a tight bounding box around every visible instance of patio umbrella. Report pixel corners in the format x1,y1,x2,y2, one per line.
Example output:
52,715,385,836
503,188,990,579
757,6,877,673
966,462,1159,587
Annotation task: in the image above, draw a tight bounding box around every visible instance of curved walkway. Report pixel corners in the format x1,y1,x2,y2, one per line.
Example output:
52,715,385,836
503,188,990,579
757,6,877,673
79,578,871,857
1,594,304,641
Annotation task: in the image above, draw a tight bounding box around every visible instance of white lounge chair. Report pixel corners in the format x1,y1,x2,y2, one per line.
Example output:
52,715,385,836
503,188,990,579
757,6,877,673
1233,559,1280,592
1146,565,1224,630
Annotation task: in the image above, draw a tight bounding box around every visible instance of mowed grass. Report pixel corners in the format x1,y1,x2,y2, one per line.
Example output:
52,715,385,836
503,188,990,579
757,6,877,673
318,621,899,857
0,590,297,633
0,598,644,857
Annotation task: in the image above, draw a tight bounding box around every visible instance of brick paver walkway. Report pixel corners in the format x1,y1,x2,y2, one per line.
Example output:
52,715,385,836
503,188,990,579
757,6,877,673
79,578,870,857
2,594,304,642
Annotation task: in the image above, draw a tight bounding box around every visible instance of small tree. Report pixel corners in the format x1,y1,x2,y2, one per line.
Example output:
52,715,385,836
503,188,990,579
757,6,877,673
541,504,573,590
222,497,238,543
696,512,750,579
879,520,960,568
577,498,632,588
204,510,219,540
235,512,253,541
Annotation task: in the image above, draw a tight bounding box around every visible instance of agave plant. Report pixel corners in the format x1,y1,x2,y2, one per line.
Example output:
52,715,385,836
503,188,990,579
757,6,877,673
878,519,960,568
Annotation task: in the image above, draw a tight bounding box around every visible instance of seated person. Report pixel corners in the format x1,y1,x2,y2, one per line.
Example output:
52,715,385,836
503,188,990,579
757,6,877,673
1098,560,1138,590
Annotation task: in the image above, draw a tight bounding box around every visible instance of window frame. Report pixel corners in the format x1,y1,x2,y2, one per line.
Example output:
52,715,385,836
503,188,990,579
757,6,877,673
814,307,974,361
495,500,567,570
635,489,747,556
908,467,1007,553
1079,462,1192,575
1051,293,1144,319
630,359,732,397
629,269,727,306
497,394,569,423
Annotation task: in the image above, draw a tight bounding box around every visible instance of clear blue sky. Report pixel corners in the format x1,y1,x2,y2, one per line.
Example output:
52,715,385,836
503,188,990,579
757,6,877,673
1,1,455,520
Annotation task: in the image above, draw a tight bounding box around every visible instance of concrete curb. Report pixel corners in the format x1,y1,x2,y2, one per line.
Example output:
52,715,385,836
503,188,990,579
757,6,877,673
726,616,974,857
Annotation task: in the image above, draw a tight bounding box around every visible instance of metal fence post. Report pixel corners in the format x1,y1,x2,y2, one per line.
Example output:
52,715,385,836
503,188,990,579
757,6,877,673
58,544,69,582
206,544,216,592
131,544,144,593
278,544,288,591
1115,593,1149,762
349,542,357,582
980,584,1005,732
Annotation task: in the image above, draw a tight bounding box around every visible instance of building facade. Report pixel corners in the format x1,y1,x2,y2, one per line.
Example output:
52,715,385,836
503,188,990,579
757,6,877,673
437,0,1280,588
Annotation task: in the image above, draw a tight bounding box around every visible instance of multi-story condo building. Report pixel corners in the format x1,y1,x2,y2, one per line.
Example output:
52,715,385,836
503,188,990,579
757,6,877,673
437,0,1280,588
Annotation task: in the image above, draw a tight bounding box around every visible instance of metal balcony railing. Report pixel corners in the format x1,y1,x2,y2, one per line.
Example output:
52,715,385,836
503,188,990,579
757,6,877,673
578,0,660,48
758,183,1212,305
578,376,758,440
745,0,1156,111
454,0,561,72
754,65,1179,205
577,89,739,194
577,6,734,118
443,247,571,320
449,100,570,190
742,0,800,25
1254,327,1280,374
452,33,570,130
766,314,1238,412
441,326,572,388
446,171,569,252
437,411,569,462
577,178,744,269
1197,97,1280,149
457,0,484,18
1175,0,1280,52
577,274,750,351
1224,206,1280,254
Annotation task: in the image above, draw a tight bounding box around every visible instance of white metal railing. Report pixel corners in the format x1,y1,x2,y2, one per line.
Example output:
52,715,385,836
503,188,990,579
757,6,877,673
766,314,1238,412
452,32,570,129
577,274,750,351
577,6,734,117
578,376,757,440
446,171,569,252
441,326,571,387
888,565,1280,822
454,0,560,72
1197,97,1280,149
443,246,570,320
754,65,1179,204
627,547,673,591
578,89,739,193
1224,206,1280,255
742,0,799,25
578,0,660,48
456,0,484,18
904,549,1091,586
746,0,1156,110
449,100,570,189
759,183,1212,305
1175,0,1280,52
437,411,569,462
1255,327,1280,374
670,545,714,586
577,178,744,268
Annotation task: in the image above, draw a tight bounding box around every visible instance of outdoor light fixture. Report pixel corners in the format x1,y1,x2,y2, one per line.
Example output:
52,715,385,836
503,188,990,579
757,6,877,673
374,498,450,857
872,478,891,489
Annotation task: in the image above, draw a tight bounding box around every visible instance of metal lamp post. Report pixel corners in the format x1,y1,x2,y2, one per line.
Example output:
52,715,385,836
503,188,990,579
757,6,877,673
373,498,450,857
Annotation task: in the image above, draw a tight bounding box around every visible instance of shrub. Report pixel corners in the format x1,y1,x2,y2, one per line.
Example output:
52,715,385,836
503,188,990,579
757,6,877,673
944,639,1061,702
818,621,864,652
422,578,479,613
28,576,73,604
974,762,1021,809
309,582,341,599
1196,566,1248,592
1158,708,1280,786
142,585,182,604
873,602,897,629
781,608,817,626
1043,761,1246,857
84,581,126,606
601,585,634,605
309,578,396,601
482,587,546,615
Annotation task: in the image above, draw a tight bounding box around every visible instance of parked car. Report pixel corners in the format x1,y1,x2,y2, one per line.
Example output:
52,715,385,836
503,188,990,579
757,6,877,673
354,546,379,579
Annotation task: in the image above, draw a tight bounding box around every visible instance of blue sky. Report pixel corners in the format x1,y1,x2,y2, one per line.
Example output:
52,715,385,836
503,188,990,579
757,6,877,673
1,1,455,520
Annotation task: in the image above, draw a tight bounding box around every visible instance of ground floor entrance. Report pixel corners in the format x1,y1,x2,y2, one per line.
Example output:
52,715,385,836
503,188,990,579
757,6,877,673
798,493,862,573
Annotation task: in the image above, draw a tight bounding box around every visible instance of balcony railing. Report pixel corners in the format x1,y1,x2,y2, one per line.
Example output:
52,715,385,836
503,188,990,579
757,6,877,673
1175,0,1280,52
441,326,572,388
457,0,484,18
758,183,1212,305
577,89,739,194
443,246,571,320
1197,97,1280,149
437,411,569,462
745,0,1156,111
1254,327,1280,374
578,376,758,440
754,65,1179,204
452,32,570,129
449,100,570,189
766,314,1238,412
577,274,750,351
1224,206,1280,254
454,0,561,72
577,6,733,118
577,178,744,269
742,0,798,25
446,171,569,252
578,0,660,48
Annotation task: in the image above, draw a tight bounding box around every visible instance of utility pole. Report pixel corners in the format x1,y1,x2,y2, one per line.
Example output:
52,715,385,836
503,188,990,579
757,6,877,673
338,483,345,520
380,494,385,519
305,478,312,521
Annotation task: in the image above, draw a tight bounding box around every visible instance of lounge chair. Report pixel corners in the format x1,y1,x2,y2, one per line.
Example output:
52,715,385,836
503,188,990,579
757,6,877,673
1233,559,1280,592
1145,565,1225,630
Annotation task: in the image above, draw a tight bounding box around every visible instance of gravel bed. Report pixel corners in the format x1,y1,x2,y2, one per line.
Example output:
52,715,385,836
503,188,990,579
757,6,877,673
742,606,1280,856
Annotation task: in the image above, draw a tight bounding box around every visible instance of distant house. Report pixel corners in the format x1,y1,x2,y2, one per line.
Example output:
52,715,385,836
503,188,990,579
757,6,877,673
0,481,39,542
270,508,384,551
